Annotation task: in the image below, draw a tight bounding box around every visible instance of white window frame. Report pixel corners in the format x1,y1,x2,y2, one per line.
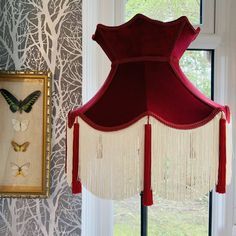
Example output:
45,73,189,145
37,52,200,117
81,1,114,236
212,1,235,235
82,1,235,235
200,0,215,34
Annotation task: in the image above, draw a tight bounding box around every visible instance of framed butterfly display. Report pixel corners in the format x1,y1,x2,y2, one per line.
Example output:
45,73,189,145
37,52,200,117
0,71,51,198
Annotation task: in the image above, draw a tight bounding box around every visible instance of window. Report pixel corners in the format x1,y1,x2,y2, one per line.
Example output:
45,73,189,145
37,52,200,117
114,1,215,236
181,50,213,99
114,50,214,236
125,0,202,24
82,1,234,236
115,0,215,33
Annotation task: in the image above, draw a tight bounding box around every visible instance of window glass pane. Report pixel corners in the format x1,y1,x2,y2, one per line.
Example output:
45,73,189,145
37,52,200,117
125,0,202,24
114,50,213,236
148,50,212,236
180,50,212,98
114,196,140,236
148,195,209,236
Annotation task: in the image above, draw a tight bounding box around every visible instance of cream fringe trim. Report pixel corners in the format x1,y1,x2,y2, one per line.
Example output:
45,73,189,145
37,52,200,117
66,113,232,201
226,116,233,185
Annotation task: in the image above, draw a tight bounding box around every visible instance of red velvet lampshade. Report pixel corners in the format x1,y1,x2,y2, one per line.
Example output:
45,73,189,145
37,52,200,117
67,14,231,206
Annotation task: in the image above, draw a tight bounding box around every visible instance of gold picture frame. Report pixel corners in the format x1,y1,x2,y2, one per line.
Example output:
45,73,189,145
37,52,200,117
0,71,51,198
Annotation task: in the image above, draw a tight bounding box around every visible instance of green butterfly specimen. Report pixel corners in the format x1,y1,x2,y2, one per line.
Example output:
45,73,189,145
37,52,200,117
0,89,41,113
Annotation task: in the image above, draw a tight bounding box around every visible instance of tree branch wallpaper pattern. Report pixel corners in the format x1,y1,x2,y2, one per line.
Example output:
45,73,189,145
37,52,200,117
0,0,82,235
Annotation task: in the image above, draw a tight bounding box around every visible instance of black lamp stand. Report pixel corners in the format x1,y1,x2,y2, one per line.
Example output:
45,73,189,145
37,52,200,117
140,192,148,236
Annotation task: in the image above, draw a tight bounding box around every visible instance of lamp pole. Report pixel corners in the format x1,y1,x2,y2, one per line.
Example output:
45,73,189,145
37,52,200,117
141,192,148,236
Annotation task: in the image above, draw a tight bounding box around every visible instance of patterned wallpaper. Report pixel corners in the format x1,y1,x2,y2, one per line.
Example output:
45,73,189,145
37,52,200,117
0,0,82,235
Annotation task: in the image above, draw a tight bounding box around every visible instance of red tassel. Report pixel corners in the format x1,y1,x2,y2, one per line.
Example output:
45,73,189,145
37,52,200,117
143,123,153,206
72,123,82,194
216,118,226,193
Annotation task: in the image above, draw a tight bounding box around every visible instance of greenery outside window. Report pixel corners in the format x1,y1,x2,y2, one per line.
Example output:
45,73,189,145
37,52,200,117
125,0,202,24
